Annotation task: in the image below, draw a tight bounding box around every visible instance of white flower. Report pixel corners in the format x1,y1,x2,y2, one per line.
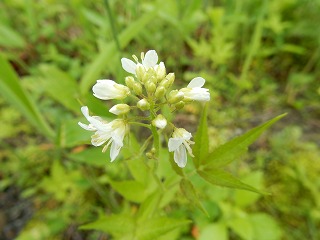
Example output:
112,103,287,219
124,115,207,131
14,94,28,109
179,77,210,102
168,128,194,168
109,104,130,115
92,80,130,100
78,106,128,162
121,50,160,75
152,114,167,129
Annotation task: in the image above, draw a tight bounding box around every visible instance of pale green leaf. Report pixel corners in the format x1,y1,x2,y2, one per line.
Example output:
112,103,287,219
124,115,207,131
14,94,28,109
137,192,162,222
0,54,54,139
198,168,263,194
204,113,287,168
59,119,91,148
68,147,108,167
39,65,80,113
180,179,208,216
110,180,149,203
193,103,209,168
80,214,135,237
250,213,282,240
199,223,228,240
0,24,26,48
229,217,254,240
136,217,191,240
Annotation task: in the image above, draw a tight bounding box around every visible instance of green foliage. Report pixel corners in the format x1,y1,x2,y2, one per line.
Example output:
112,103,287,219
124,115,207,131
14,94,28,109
0,0,319,239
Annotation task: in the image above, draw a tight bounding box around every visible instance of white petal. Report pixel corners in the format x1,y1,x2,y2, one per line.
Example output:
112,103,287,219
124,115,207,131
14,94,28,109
121,58,137,74
80,106,90,120
78,122,95,131
110,142,121,162
168,138,183,152
187,77,205,88
142,50,158,68
174,145,187,168
92,80,114,100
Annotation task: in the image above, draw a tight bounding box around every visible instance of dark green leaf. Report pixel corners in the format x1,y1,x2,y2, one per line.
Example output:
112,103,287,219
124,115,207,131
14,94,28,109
204,113,287,168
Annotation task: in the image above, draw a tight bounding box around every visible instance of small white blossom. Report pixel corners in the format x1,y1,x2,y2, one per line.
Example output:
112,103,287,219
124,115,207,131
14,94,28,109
152,114,167,129
121,50,162,75
179,77,210,102
168,128,194,168
109,104,130,115
78,106,128,162
92,80,130,100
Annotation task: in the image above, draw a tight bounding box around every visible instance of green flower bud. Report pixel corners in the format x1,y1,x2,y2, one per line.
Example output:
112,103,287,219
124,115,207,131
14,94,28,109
136,63,146,81
125,76,135,89
174,101,185,110
109,104,130,115
133,82,142,96
154,86,166,99
146,82,156,96
168,90,184,104
142,68,156,84
160,73,175,88
137,98,150,111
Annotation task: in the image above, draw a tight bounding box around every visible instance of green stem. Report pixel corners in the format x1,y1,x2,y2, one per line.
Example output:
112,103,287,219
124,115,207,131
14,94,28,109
128,121,151,129
103,0,121,52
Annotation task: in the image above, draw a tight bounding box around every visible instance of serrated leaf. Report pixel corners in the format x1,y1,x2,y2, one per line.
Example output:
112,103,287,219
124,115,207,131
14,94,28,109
137,192,162,222
0,54,54,139
80,214,135,237
193,103,209,168
204,113,287,168
136,217,191,240
180,179,208,216
198,168,263,194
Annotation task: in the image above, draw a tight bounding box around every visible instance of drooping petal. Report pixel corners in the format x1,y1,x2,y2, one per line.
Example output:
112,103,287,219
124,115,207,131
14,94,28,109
110,142,122,162
78,121,95,131
174,144,187,168
168,138,184,152
121,58,137,74
142,50,158,68
81,106,90,120
187,77,205,88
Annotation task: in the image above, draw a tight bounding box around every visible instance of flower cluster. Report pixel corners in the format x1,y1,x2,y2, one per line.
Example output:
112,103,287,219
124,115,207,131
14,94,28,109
79,50,210,168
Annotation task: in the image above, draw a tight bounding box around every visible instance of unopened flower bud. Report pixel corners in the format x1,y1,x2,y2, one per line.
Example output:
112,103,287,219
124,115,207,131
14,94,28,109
156,62,166,81
109,104,130,115
136,63,146,81
146,82,156,95
137,98,150,111
175,101,185,110
125,76,135,89
168,90,184,104
142,68,156,83
160,73,175,88
152,114,167,129
133,82,142,95
154,86,166,99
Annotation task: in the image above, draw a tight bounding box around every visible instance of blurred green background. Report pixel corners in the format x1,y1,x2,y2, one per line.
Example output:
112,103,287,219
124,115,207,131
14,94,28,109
0,0,319,239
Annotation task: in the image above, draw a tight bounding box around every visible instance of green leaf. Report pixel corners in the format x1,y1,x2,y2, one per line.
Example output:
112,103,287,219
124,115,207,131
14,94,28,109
0,24,26,48
39,65,80,113
137,192,162,222
127,158,149,184
203,113,287,168
80,214,135,238
80,10,156,95
68,147,108,167
229,217,253,240
180,179,208,216
110,180,150,203
249,213,282,240
198,168,263,194
136,217,191,240
199,223,228,240
193,103,209,168
59,118,91,148
0,54,54,139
